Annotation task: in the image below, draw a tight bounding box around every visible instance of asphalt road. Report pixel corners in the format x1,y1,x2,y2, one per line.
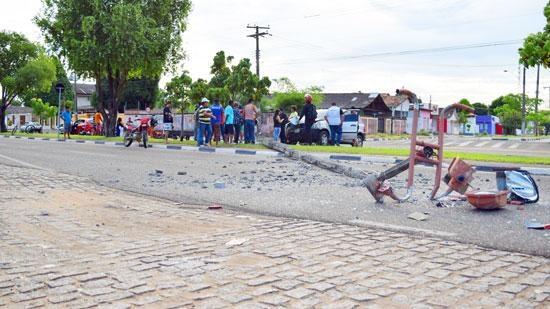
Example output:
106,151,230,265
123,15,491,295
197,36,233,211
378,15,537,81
1,138,549,256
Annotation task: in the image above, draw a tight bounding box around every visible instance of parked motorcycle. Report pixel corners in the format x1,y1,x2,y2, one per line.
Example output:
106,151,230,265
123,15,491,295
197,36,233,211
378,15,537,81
123,123,149,148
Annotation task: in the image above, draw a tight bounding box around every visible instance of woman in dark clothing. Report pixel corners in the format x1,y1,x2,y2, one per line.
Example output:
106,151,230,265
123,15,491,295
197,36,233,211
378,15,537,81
273,109,283,142
279,109,289,143
116,117,125,137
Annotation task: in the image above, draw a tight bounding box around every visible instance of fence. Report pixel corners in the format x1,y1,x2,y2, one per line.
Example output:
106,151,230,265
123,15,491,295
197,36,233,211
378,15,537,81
386,119,406,134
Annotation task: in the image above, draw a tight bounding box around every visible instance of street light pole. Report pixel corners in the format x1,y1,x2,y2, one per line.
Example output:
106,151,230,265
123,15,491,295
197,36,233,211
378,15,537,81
521,66,526,135
55,82,65,140
72,73,78,119
544,86,550,109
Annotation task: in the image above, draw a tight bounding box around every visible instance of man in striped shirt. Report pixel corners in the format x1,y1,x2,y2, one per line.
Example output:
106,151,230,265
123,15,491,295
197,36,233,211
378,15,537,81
196,98,215,147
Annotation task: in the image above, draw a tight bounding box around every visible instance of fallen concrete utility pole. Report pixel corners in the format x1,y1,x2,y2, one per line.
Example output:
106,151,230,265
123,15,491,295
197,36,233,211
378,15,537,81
264,140,371,180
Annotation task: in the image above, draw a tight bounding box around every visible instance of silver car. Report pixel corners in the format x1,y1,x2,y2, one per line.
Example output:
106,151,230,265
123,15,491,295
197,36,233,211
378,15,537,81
285,109,365,146
20,122,43,133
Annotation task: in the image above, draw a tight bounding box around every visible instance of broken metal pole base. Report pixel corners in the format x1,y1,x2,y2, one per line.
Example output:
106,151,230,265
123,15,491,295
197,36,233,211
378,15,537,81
362,175,412,204
362,158,415,203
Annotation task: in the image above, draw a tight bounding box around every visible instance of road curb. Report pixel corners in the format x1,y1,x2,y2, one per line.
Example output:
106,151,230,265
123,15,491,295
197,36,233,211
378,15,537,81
1,135,280,158
329,155,362,161
199,147,216,153
235,149,257,155
265,140,550,177
166,145,182,150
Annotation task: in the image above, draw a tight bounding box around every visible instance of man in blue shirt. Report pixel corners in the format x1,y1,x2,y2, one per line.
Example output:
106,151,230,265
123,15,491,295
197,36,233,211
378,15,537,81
210,99,224,146
224,100,235,143
60,107,72,139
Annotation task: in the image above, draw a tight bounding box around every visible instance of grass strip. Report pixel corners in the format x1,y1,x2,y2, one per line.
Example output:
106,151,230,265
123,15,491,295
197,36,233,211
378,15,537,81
291,145,550,166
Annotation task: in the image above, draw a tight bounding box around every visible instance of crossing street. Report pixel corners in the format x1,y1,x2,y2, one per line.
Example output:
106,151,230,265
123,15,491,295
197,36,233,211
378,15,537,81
364,137,550,156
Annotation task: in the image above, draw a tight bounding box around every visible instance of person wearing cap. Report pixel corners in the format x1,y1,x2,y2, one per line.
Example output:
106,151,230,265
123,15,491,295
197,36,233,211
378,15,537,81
299,94,317,145
196,98,215,146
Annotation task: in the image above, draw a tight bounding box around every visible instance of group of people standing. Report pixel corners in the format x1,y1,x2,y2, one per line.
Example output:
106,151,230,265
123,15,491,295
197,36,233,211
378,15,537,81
271,106,296,144
272,94,320,145
195,98,259,147
272,94,345,146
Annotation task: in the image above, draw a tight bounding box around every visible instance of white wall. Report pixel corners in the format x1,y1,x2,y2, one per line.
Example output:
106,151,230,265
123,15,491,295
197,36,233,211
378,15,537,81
77,96,92,110
5,113,32,128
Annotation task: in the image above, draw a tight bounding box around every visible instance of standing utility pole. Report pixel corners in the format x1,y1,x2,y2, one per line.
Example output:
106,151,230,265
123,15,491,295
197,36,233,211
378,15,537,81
521,66,527,135
247,25,271,76
535,64,540,136
544,86,550,109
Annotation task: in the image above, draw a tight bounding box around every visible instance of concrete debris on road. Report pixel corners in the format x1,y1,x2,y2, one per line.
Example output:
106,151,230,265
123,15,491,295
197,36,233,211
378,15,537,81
225,238,248,247
524,219,550,230
408,212,429,221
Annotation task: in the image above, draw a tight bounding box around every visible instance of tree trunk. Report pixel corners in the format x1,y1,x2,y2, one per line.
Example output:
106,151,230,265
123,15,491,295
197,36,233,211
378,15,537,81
179,106,185,141
0,103,7,132
105,74,118,137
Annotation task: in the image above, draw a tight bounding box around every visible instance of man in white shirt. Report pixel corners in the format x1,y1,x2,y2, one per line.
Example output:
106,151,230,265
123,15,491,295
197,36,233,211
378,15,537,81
325,102,344,146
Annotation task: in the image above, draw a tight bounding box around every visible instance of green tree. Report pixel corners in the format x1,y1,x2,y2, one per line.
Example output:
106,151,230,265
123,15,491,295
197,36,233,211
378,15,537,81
120,78,159,111
209,51,233,88
204,51,272,107
165,71,193,141
0,31,57,131
272,77,297,92
266,79,324,112
226,58,272,108
456,98,472,133
527,110,550,133
37,0,192,136
491,93,538,134
519,1,550,135
43,104,57,128
30,98,46,124
472,102,488,115
189,79,209,107
35,56,73,107
93,78,159,112
489,96,507,115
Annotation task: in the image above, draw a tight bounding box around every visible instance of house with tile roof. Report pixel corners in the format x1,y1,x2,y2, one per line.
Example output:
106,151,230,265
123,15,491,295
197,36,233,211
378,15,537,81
381,94,410,119
75,83,96,113
4,106,33,129
320,92,391,116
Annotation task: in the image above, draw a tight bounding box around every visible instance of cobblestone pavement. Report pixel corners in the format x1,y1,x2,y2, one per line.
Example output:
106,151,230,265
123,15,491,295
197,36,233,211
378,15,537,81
0,164,548,308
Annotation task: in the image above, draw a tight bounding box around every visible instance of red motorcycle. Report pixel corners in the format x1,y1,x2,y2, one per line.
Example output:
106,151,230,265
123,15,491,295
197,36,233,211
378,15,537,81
123,122,149,148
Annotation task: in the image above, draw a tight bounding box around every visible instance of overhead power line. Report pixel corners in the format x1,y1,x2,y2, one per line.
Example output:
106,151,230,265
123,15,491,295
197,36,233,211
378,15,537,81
275,39,523,66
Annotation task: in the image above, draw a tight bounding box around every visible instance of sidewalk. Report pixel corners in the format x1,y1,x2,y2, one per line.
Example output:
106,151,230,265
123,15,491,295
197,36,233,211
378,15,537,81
0,164,548,308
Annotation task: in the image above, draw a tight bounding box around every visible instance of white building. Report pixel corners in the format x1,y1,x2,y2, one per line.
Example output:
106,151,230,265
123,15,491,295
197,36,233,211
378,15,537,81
75,83,95,113
461,114,479,135
4,106,33,129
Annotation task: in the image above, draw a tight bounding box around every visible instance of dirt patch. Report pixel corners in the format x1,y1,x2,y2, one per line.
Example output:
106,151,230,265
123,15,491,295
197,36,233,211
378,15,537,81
9,189,253,255
226,252,273,267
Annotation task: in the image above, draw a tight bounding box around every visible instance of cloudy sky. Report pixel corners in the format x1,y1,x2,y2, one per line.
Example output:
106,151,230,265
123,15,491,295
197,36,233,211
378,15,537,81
2,0,550,107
